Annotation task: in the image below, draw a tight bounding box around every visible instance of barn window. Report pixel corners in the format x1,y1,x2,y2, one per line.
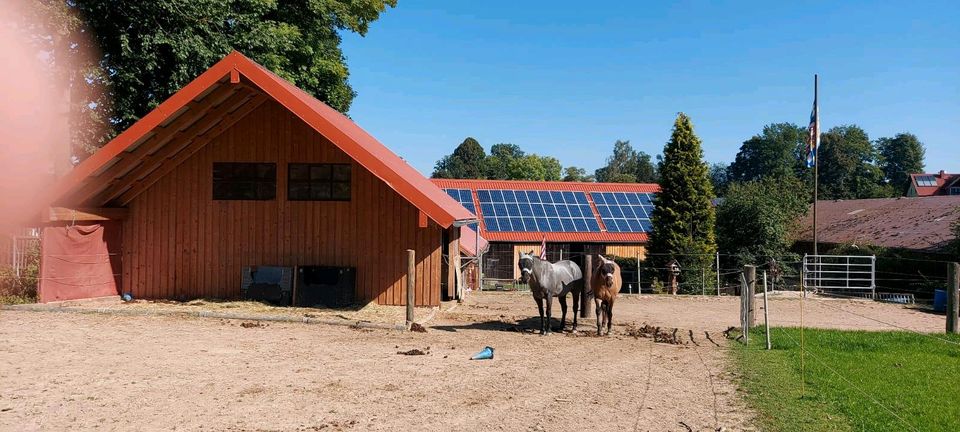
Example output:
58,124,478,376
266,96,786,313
288,163,351,201
212,162,277,200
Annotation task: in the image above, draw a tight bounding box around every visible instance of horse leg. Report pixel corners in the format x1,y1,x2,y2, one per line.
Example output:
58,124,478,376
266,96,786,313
595,297,603,335
544,293,554,335
605,301,614,335
535,296,545,336
572,289,580,332
558,295,568,333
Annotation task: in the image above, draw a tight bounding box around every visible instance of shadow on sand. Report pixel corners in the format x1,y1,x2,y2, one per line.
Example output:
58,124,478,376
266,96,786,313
431,316,591,335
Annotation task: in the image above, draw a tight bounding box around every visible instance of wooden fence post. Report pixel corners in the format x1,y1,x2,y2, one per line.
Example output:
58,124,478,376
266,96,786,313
406,249,415,327
948,262,959,334
581,254,593,319
744,265,756,328
763,270,771,350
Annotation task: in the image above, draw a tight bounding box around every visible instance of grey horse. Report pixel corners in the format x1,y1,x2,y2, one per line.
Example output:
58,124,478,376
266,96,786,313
517,251,584,335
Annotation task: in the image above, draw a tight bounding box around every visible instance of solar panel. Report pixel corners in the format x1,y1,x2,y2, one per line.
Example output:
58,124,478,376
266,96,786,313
476,189,601,232
591,192,656,233
916,175,937,187
443,188,476,214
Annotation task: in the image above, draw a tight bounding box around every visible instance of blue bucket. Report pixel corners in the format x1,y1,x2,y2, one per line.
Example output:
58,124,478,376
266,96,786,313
933,289,947,313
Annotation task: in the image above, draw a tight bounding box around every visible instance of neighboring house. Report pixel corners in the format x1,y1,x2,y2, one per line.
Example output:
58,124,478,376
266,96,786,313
795,195,960,256
37,51,481,306
431,179,659,282
906,171,960,197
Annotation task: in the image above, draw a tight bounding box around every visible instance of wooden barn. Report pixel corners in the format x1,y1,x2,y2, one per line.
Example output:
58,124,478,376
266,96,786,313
37,51,479,307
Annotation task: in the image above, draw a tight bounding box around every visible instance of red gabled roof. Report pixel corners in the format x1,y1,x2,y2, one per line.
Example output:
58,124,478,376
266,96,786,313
431,179,660,244
43,51,474,228
909,172,960,197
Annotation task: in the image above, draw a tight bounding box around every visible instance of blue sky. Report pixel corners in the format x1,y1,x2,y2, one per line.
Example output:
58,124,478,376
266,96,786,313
341,1,960,177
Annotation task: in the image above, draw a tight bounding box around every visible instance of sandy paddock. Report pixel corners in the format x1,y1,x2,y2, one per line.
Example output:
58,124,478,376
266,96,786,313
0,292,944,432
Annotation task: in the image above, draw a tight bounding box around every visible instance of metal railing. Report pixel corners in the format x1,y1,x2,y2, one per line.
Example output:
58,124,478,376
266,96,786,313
803,254,876,298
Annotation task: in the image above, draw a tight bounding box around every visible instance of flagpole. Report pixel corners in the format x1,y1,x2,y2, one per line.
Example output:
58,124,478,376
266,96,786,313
813,73,819,258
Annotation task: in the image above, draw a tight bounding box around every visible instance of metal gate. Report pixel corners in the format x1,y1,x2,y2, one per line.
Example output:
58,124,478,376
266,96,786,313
803,254,876,298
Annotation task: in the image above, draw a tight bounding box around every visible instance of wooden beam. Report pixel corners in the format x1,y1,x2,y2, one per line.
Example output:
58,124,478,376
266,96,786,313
46,207,128,222
68,86,253,205
114,94,270,206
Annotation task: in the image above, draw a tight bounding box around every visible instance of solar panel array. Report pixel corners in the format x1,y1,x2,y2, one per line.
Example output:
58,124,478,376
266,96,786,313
477,189,601,232
915,175,937,187
592,192,654,233
443,186,656,234
443,188,476,214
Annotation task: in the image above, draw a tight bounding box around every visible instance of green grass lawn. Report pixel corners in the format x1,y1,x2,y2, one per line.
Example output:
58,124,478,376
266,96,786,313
732,327,960,432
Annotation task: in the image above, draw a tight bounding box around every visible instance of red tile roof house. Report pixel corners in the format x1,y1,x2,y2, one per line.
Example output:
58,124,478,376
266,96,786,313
35,51,483,306
431,179,660,284
906,171,960,197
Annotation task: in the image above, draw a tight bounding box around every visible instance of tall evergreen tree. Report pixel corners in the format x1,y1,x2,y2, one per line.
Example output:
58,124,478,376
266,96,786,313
431,137,486,178
648,113,717,271
876,132,925,195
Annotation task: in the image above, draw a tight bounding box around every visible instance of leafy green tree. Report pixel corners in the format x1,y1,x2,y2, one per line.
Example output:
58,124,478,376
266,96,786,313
539,156,562,181
709,163,730,197
728,123,807,183
432,137,486,179
485,143,525,180
648,113,717,270
562,166,595,182
64,0,395,155
818,125,891,199
876,133,925,195
716,177,808,267
595,140,658,183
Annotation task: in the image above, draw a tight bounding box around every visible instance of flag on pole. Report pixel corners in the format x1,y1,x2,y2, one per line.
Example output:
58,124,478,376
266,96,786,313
806,90,820,168
539,235,547,260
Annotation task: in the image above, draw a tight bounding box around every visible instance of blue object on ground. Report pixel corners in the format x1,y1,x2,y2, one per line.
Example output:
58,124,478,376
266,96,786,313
121,293,133,302
933,289,947,312
470,346,494,360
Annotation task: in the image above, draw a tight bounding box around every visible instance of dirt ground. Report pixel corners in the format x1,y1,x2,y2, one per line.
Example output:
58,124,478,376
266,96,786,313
0,292,945,432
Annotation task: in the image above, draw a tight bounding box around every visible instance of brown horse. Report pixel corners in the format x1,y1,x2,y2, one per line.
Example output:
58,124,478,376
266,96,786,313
591,255,621,335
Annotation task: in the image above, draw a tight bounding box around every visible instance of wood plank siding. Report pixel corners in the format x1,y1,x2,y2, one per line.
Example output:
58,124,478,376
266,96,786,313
120,100,443,306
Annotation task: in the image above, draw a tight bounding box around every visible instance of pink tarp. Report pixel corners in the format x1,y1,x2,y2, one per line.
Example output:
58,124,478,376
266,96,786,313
39,224,121,303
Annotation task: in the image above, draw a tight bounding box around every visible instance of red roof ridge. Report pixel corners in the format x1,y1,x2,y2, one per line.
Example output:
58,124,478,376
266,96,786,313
43,51,474,228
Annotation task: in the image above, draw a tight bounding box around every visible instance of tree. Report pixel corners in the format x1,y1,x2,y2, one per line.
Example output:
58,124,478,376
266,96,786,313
60,0,396,156
485,143,525,180
715,177,808,267
647,113,717,270
876,133,925,195
709,163,730,197
539,156,563,181
595,140,658,183
432,137,486,179
728,123,807,183
818,125,891,199
562,166,595,182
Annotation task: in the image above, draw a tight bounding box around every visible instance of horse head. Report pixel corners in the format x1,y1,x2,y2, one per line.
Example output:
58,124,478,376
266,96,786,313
517,250,537,284
597,254,617,286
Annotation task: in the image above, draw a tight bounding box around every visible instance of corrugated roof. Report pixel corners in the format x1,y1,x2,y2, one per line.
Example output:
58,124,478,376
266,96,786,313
795,196,960,253
430,179,660,244
459,225,488,256
43,51,475,229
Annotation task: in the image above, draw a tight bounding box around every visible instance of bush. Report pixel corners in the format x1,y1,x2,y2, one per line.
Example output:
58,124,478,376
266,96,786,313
0,242,39,303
